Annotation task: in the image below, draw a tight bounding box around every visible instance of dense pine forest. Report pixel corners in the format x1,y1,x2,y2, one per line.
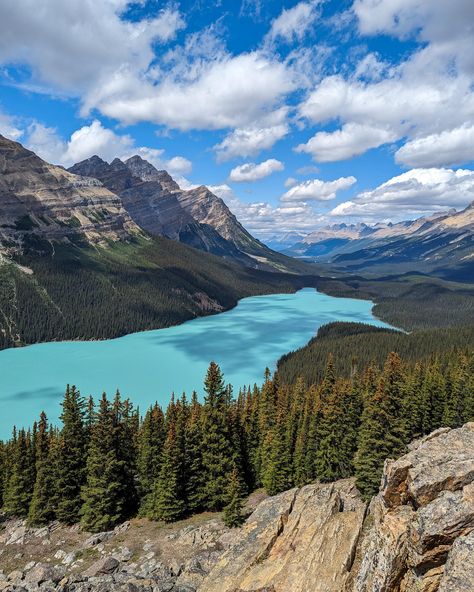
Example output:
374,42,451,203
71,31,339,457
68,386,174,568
277,322,474,385
1,350,473,532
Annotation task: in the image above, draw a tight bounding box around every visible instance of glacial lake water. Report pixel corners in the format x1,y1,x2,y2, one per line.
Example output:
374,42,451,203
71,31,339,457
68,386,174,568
0,288,393,438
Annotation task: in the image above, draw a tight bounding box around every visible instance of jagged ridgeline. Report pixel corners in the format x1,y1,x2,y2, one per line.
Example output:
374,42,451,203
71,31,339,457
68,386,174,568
1,350,473,533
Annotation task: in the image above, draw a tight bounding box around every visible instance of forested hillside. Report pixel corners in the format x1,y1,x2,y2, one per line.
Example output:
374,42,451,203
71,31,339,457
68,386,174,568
0,237,313,350
1,350,472,532
277,322,474,385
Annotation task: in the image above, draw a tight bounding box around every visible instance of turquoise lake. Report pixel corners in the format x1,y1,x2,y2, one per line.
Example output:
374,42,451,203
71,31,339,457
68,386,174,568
0,288,393,437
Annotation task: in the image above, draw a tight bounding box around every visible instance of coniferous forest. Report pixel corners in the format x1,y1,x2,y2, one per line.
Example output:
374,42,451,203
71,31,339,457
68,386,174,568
1,349,473,533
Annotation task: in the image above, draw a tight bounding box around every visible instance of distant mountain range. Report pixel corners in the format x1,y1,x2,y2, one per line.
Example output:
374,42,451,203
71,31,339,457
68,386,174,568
280,206,474,282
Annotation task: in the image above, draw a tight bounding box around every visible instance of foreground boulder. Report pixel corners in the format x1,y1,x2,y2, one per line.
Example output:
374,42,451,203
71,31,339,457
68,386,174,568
201,423,474,592
347,422,474,592
200,479,366,592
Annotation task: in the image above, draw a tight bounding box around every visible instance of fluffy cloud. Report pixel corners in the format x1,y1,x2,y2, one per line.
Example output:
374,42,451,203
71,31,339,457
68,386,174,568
0,1,184,90
353,0,474,44
89,52,294,130
229,159,284,182
395,125,474,168
267,1,321,43
282,176,357,202
24,119,191,175
0,111,23,140
296,1,474,167
296,123,396,162
0,3,294,133
214,123,288,162
331,168,474,218
208,184,326,238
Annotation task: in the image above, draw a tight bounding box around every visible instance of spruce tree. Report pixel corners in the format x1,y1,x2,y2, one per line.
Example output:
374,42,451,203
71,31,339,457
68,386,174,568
28,412,56,525
137,403,165,512
315,381,357,482
81,393,128,532
3,429,34,516
200,362,234,510
56,385,87,524
146,422,186,522
354,376,391,500
223,467,245,528
185,392,204,513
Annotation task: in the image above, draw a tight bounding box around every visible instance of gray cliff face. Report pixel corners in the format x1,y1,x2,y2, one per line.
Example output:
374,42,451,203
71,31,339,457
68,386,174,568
69,155,288,269
69,155,193,240
0,136,140,253
68,155,259,263
124,156,180,192
1,424,472,592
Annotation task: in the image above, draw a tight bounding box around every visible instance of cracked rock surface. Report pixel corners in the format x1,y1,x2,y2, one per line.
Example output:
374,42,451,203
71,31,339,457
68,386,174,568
200,479,366,592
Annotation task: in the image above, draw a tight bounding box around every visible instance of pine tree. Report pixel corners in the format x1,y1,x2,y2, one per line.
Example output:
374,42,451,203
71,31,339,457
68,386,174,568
56,385,87,524
81,393,129,532
146,422,186,522
261,391,292,495
200,363,234,510
223,467,245,528
315,381,357,482
354,376,391,500
137,403,165,512
185,392,204,513
28,412,56,525
3,429,34,516
383,352,408,458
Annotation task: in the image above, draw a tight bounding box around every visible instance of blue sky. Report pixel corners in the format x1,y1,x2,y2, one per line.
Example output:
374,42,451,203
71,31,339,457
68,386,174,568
1,0,474,239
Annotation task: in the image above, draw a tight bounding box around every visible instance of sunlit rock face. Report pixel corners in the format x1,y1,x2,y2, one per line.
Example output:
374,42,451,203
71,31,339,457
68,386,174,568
348,423,474,592
0,135,139,253
201,424,474,592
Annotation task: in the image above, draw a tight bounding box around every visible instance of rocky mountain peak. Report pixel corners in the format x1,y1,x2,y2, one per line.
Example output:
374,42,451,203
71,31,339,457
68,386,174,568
0,137,140,252
124,155,180,192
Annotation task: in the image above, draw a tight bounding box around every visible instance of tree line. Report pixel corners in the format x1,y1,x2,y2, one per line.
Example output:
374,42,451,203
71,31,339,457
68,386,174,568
1,350,473,533
277,321,474,385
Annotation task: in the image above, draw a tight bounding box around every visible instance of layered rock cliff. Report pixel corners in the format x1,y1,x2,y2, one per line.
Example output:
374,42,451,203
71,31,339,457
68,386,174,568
1,424,472,591
0,135,139,253
69,155,261,265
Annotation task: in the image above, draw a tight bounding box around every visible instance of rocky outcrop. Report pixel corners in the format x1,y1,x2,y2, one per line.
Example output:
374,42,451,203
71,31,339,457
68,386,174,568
1,424,473,591
0,135,140,253
347,422,474,592
201,479,366,592
201,424,474,592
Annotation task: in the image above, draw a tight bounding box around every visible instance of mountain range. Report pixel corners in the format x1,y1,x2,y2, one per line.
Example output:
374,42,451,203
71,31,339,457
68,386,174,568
282,206,474,282
68,153,286,270
0,134,295,273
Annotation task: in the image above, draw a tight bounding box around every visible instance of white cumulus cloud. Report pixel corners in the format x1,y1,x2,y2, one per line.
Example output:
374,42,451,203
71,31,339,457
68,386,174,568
331,168,474,219
296,123,397,162
267,1,322,43
282,176,357,202
229,159,284,182
24,119,191,176
214,122,288,162
395,125,474,168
